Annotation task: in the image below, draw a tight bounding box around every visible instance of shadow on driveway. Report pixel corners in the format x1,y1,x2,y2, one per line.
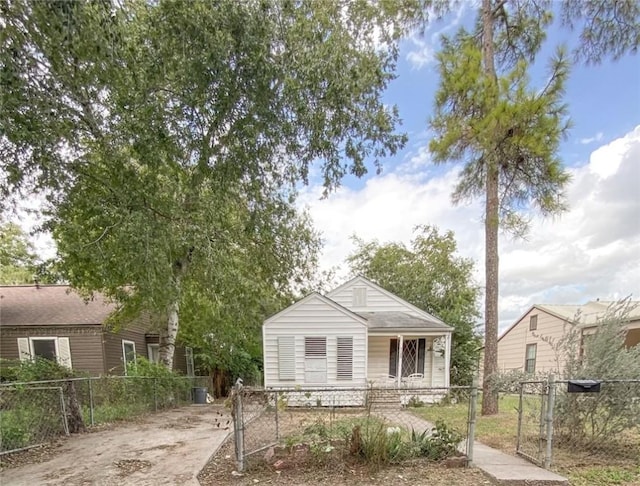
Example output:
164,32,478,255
1,405,232,486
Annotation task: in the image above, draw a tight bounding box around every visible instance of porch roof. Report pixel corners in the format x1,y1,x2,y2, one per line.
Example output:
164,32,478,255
357,311,452,332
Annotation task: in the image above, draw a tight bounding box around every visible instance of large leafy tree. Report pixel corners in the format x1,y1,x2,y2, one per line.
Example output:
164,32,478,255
348,225,481,386
429,1,571,414
1,0,415,369
0,220,36,284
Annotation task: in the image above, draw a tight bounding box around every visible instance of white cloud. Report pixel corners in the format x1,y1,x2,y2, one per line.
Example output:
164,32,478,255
302,126,640,334
579,132,603,145
406,36,436,69
405,2,471,69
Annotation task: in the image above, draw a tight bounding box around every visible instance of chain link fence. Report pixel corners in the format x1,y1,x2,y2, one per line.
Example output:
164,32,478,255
231,382,478,472
0,375,211,454
552,379,640,471
515,380,549,466
516,378,640,472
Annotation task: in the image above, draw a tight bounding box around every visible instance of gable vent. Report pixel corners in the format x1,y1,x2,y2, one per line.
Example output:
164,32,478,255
353,287,367,307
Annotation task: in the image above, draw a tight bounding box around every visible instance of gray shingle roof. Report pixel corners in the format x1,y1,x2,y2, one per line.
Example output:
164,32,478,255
0,285,115,326
356,311,452,331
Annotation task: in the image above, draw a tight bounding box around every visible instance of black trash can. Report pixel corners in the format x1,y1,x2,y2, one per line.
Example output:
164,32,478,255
193,387,208,404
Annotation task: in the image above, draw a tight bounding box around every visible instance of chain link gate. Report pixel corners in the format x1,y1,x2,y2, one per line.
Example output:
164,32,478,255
515,376,555,468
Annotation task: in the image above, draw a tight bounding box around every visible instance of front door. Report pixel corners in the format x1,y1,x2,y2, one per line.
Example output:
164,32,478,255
389,338,426,377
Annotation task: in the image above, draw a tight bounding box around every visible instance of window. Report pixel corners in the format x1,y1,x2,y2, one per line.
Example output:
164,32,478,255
304,337,327,383
277,336,295,381
525,344,537,373
122,340,137,373
529,315,538,331
353,287,367,307
32,338,57,361
147,344,160,363
17,337,72,368
389,338,426,377
337,337,353,381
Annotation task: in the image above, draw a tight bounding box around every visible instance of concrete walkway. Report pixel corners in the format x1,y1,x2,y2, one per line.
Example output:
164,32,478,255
471,442,568,485
1,405,231,486
378,409,568,485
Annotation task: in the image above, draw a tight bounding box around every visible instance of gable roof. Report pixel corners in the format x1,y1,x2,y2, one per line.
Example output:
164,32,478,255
263,292,369,327
0,285,115,326
498,300,640,342
327,275,449,328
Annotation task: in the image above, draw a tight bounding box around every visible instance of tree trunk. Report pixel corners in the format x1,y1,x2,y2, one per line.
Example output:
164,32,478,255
64,380,86,433
481,0,500,416
212,367,230,398
159,269,183,370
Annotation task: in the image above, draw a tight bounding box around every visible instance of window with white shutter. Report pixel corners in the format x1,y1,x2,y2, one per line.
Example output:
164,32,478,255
337,337,353,381
304,337,327,383
19,337,73,369
278,336,295,381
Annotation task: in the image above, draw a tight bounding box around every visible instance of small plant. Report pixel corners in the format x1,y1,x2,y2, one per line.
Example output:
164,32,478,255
304,420,329,439
351,419,409,466
277,392,288,411
406,395,425,408
410,421,463,461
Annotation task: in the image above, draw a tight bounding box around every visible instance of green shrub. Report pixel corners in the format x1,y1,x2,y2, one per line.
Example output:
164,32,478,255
352,420,410,465
0,409,33,451
0,357,82,383
548,299,640,443
410,421,463,461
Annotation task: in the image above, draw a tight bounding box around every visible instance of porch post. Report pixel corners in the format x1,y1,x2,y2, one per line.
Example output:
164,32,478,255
444,333,452,388
397,335,403,387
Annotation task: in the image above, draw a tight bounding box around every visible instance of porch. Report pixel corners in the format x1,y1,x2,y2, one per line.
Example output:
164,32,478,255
367,333,451,390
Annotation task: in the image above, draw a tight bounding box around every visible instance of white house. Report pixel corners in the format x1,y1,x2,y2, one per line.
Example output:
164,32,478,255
262,276,453,401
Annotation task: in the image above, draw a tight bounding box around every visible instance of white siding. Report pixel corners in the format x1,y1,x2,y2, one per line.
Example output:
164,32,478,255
264,295,367,388
497,308,574,374
329,281,422,316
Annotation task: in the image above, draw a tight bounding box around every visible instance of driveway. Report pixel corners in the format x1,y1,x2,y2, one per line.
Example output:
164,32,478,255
1,405,232,486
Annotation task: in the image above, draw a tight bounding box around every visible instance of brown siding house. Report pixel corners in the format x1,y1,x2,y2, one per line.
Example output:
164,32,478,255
0,285,191,376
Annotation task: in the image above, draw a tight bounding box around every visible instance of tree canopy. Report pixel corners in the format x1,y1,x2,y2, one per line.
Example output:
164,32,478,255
348,225,481,386
0,0,416,369
0,220,36,284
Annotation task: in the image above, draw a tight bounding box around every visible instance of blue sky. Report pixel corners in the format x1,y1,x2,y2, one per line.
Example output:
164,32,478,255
300,6,640,332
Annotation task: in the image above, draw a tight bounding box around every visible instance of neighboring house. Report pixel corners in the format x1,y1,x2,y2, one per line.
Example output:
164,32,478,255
0,285,193,376
262,276,453,400
497,300,640,374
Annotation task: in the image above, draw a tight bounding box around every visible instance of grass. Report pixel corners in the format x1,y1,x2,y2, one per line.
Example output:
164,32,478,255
412,394,520,452
411,394,640,485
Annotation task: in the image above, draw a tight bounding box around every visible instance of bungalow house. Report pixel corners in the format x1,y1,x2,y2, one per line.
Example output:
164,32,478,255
0,285,193,376
497,300,640,374
262,276,453,404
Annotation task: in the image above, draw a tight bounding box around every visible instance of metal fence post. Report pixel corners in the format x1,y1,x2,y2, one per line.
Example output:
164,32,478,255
544,374,556,469
467,375,478,466
59,387,70,436
88,378,95,426
516,382,524,453
153,378,158,411
274,391,279,440
233,378,245,472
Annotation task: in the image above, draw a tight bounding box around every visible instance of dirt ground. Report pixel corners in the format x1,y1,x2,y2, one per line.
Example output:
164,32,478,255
199,439,493,486
1,405,231,486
